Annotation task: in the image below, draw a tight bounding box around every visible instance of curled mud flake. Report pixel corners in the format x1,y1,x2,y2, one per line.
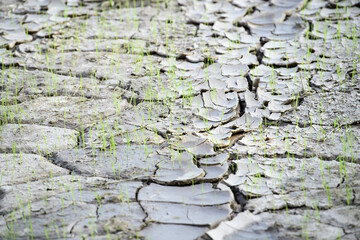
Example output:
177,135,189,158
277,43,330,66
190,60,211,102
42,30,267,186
199,152,229,165
141,201,231,226
213,21,233,34
232,0,263,8
205,1,222,13
184,94,204,109
197,107,236,123
267,112,281,121
206,211,270,240
275,66,298,77
221,63,249,77
217,38,253,50
193,118,220,131
202,91,220,110
0,37,14,49
232,159,264,177
246,11,286,26
209,136,231,148
187,140,217,157
224,32,240,42
140,223,207,240
186,53,204,63
239,34,259,45
224,174,247,187
263,40,291,49
240,52,259,65
224,113,262,133
152,152,205,185
267,100,292,113
263,47,285,59
2,29,33,43
250,64,272,77
200,162,229,182
172,134,207,151
204,125,232,147
186,11,216,25
238,176,272,197
208,77,228,90
175,61,204,71
139,183,233,205
66,0,80,7
210,89,238,109
244,90,262,109
271,0,308,11
273,22,304,36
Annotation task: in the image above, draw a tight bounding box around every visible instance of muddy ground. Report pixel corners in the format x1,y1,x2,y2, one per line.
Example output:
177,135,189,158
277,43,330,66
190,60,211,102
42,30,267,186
0,0,359,239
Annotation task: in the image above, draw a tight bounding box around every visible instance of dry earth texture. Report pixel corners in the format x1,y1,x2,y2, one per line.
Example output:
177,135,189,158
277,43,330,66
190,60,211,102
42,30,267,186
0,0,360,239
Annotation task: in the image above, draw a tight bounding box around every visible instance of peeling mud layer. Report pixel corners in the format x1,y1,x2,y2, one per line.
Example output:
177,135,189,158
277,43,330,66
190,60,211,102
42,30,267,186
0,0,360,239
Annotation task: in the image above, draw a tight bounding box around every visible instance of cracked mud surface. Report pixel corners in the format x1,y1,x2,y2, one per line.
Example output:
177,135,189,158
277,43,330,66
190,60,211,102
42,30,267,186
0,0,359,239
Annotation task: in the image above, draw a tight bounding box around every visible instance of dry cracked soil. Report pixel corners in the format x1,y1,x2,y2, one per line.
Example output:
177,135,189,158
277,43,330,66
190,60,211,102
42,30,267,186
0,0,360,239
